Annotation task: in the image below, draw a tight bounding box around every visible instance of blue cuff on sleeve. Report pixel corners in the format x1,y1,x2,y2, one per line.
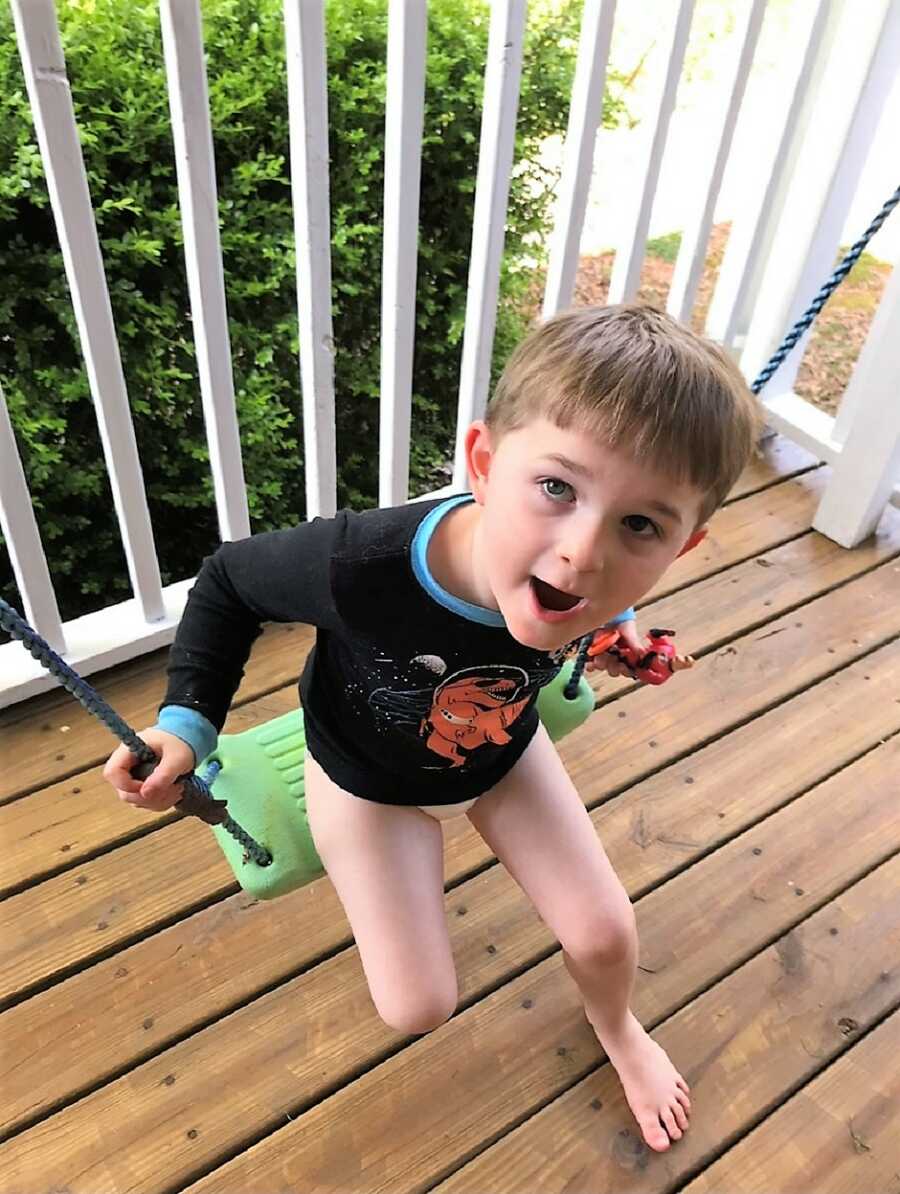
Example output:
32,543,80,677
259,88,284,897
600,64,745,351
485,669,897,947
607,607,636,625
157,706,218,767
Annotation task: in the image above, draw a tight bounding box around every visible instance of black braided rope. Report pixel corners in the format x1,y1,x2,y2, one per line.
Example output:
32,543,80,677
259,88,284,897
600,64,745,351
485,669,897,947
751,184,900,394
564,635,593,700
1,597,271,867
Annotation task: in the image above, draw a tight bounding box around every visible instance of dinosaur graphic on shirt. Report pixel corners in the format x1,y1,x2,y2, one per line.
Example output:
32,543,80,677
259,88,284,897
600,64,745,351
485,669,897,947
369,662,556,767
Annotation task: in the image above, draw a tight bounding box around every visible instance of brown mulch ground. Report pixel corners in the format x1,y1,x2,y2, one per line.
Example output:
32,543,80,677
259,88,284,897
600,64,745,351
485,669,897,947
563,222,891,417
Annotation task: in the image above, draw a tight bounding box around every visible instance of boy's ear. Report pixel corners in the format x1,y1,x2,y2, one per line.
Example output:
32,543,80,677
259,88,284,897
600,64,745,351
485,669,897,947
464,420,494,503
677,527,708,558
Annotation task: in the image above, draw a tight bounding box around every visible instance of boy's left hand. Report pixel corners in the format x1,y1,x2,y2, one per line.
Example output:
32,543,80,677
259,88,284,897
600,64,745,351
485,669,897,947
586,619,644,679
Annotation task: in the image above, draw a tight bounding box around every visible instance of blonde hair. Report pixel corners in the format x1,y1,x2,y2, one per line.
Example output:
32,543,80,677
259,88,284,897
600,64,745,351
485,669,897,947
486,304,765,522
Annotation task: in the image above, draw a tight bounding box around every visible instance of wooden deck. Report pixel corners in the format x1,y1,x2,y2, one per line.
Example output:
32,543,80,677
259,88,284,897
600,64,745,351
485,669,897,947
2,433,899,1194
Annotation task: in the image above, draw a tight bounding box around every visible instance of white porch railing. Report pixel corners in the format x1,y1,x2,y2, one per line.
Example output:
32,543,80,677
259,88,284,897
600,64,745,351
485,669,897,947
1,0,898,708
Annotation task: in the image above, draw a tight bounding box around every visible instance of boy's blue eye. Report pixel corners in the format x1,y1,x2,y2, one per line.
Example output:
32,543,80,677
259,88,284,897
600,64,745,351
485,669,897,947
623,514,660,538
540,478,574,502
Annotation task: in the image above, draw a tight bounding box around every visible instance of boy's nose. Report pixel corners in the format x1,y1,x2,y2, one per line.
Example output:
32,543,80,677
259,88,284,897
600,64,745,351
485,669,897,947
557,521,603,574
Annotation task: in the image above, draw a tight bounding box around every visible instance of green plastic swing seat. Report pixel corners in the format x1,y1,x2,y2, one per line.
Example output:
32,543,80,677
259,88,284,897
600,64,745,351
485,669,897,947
201,658,595,900
202,710,323,900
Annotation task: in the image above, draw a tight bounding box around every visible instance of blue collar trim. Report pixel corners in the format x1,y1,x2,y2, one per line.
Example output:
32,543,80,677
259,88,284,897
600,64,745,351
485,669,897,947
411,495,506,627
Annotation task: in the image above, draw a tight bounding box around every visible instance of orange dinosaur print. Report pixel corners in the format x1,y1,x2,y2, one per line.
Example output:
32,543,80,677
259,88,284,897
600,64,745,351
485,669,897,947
420,671,531,766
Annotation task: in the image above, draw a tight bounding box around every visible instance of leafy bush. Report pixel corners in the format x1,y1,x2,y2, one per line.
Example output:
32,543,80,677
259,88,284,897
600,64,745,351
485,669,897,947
645,231,682,263
0,0,629,625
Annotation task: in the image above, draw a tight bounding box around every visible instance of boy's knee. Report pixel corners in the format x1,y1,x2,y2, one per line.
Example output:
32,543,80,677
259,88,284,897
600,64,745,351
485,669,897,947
562,900,637,967
376,984,457,1036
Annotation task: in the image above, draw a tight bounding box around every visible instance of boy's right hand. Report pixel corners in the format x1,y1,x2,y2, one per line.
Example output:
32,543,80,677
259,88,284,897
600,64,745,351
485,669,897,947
103,727,196,813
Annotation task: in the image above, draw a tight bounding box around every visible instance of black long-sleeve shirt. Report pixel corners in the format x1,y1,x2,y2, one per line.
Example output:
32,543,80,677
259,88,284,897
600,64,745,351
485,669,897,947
161,496,577,804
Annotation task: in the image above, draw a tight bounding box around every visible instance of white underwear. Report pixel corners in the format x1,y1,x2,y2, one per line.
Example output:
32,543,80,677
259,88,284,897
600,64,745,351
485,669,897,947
416,797,479,821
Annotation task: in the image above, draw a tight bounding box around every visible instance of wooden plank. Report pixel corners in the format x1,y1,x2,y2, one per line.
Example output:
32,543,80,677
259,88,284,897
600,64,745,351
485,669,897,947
577,556,899,761
3,635,892,1165
435,855,900,1194
640,466,828,606
683,1009,900,1194
0,623,315,804
11,730,890,1194
586,646,900,901
630,505,898,653
4,627,899,1139
728,433,819,500
0,819,234,1009
182,739,900,1194
4,508,896,894
0,786,488,1139
554,561,900,846
3,536,898,1009
588,503,899,705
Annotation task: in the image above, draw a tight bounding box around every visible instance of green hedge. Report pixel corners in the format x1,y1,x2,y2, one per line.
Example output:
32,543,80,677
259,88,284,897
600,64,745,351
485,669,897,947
0,0,628,626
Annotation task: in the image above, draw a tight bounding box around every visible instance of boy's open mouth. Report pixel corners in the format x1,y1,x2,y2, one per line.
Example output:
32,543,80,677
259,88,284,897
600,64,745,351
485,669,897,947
530,576,584,613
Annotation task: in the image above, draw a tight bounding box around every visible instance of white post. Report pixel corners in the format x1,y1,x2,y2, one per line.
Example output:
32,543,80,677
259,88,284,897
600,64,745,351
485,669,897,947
812,261,900,547
284,0,337,519
378,0,427,508
666,0,766,323
739,0,899,394
0,384,65,651
704,0,840,351
452,0,527,489
831,195,900,446
11,0,165,621
542,0,616,318
159,0,251,543
607,0,695,305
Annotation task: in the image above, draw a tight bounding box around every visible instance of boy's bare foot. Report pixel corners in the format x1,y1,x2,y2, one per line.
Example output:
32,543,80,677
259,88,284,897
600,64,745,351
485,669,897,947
588,1009,691,1152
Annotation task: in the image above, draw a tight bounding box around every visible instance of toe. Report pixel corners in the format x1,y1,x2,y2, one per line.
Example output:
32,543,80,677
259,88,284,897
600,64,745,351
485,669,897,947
640,1115,672,1152
660,1106,683,1142
672,1098,690,1132
676,1086,692,1114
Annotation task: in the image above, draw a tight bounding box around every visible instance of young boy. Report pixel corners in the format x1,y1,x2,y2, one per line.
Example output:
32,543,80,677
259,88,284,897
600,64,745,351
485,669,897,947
104,303,764,1153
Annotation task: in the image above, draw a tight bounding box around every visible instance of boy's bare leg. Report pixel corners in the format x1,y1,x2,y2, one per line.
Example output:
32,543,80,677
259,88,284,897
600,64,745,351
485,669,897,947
467,726,690,1152
305,754,458,1034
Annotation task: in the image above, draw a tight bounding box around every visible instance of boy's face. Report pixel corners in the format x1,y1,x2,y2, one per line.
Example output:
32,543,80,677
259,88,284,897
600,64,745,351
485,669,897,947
465,416,708,651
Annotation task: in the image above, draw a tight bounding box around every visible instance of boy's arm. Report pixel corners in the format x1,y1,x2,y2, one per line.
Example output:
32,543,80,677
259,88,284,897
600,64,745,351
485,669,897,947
160,515,344,740
101,515,346,808
587,607,639,681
